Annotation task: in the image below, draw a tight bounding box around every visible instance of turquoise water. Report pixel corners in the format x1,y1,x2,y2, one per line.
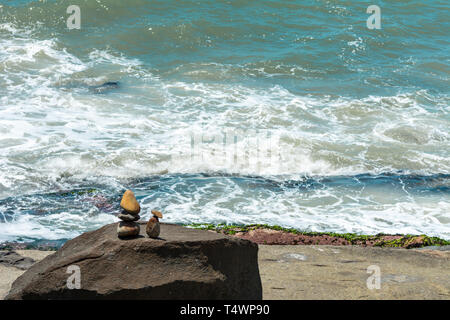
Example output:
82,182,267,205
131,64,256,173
0,0,449,242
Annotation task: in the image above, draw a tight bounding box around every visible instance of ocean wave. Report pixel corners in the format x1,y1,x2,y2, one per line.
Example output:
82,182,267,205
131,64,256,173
0,29,448,199
0,1,449,240
0,173,448,242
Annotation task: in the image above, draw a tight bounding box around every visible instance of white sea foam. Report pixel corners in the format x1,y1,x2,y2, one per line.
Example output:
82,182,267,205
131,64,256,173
0,208,116,242
0,24,449,240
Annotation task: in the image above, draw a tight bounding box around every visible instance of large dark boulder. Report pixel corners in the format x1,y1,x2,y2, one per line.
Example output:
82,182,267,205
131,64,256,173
5,223,262,300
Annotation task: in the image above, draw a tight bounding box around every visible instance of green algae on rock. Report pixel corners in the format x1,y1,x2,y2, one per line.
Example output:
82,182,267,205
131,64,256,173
185,223,450,249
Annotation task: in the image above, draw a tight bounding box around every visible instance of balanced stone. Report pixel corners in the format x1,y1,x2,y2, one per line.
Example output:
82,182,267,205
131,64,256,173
151,210,163,219
146,210,163,239
146,217,160,238
118,212,140,222
117,221,140,238
120,190,140,215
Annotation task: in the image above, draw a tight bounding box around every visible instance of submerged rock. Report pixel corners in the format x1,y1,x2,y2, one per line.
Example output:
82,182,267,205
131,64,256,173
5,223,262,300
89,81,120,94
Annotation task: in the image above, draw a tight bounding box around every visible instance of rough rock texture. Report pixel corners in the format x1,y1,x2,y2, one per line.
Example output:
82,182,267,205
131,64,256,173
5,223,261,300
146,217,160,238
0,251,35,270
234,229,352,245
202,225,449,248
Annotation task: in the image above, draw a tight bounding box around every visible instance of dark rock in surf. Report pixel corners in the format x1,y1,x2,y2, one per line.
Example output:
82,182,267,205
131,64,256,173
89,81,120,94
5,223,262,300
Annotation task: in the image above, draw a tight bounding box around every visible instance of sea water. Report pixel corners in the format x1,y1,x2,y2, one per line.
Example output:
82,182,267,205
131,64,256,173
0,0,449,243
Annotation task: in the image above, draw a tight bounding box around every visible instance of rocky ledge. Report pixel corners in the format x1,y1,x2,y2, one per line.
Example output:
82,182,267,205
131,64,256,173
0,251,35,270
5,223,262,300
189,224,450,249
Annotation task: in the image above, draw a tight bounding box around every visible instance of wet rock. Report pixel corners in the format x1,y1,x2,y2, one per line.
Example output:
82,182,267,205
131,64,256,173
89,81,120,94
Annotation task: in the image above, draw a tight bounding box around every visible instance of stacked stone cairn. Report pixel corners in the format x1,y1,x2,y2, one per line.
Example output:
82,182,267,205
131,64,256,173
117,190,141,238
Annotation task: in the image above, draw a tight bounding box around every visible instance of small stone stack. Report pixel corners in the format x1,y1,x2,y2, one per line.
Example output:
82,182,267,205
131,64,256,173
146,210,163,238
117,190,141,238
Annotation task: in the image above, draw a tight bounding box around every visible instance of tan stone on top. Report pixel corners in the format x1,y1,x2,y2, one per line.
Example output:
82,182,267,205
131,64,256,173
120,190,140,215
151,210,163,219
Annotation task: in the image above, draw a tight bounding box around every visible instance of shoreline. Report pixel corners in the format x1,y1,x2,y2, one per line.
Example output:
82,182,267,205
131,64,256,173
1,223,449,251
1,222,449,300
189,223,450,249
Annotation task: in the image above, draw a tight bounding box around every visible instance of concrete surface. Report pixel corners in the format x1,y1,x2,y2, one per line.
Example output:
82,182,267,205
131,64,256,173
259,245,450,299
